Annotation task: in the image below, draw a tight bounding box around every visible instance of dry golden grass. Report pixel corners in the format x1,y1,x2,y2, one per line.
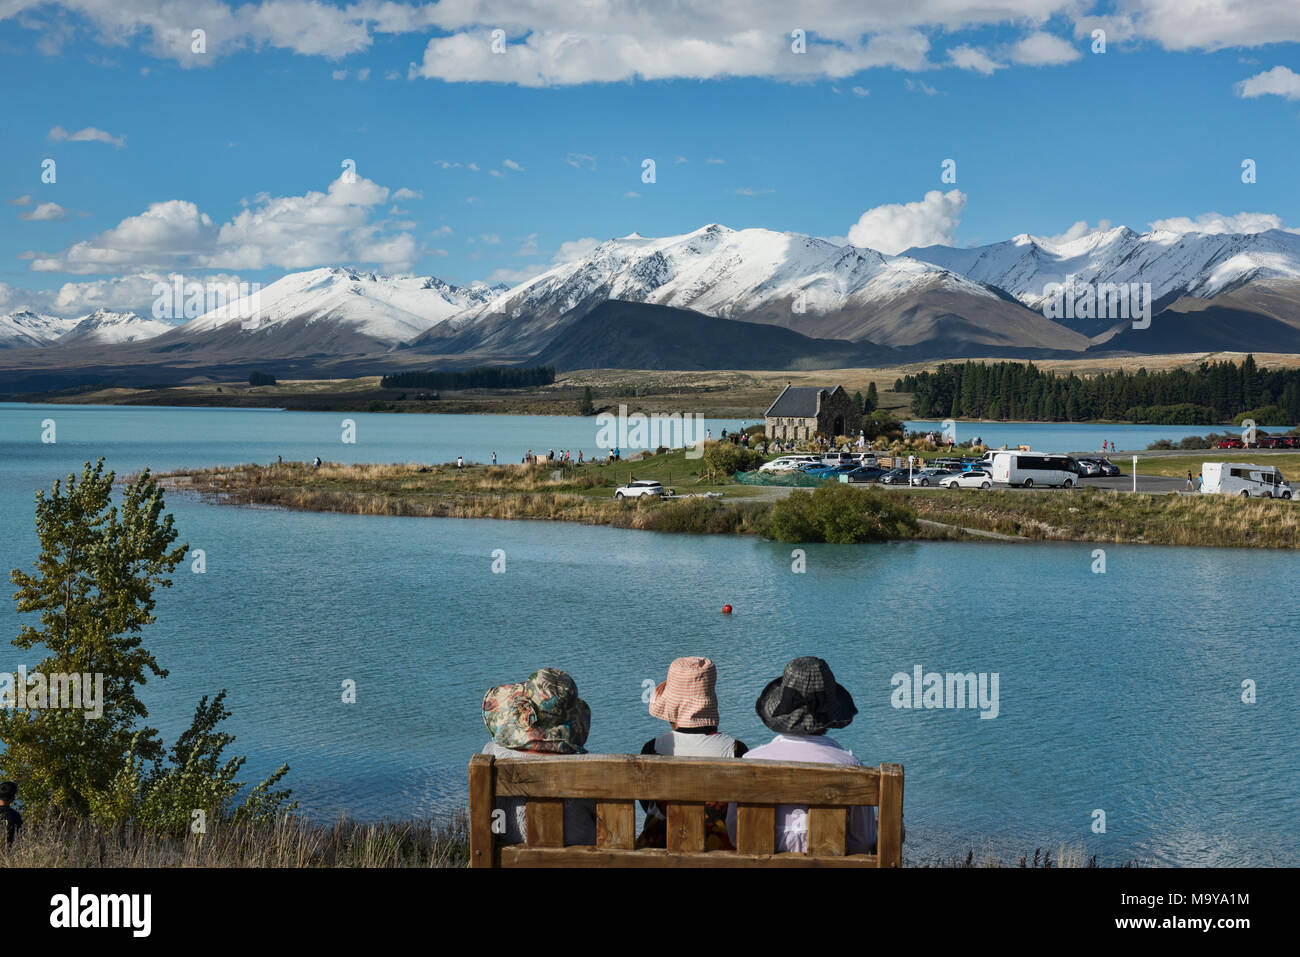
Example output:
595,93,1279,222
1,813,469,868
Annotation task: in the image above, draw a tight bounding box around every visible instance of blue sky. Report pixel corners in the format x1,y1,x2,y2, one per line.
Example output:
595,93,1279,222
2,1,1300,316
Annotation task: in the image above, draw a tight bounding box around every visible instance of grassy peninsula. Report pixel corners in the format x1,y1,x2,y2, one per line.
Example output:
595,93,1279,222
155,448,1300,549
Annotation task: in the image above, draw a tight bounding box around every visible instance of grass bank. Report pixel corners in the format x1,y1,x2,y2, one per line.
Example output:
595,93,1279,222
1,813,469,868
154,450,1300,548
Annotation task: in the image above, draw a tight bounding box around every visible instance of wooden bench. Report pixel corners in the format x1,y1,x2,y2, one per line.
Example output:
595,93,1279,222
468,753,903,868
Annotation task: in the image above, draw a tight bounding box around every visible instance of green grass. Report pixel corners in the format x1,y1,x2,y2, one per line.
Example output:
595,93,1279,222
1132,451,1300,478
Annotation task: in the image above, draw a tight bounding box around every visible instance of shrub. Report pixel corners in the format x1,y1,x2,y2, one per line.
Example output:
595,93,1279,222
763,483,918,544
703,443,762,476
248,371,277,386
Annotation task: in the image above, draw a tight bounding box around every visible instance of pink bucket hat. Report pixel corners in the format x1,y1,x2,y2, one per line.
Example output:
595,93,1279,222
649,657,720,729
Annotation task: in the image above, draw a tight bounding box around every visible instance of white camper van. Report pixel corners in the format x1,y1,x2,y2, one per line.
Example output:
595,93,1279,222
1200,462,1293,499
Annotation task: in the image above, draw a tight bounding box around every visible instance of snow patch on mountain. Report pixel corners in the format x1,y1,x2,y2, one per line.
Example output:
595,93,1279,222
180,267,505,344
58,309,175,345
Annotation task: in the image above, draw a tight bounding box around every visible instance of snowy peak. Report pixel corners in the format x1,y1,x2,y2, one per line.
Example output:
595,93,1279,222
59,308,175,345
179,267,504,343
905,226,1300,310
0,310,76,348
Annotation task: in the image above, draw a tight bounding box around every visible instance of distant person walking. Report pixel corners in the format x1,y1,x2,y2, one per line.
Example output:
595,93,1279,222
457,455,464,469
1196,472,1204,491
312,456,322,469
1186,470,1194,491
0,782,21,847
491,452,497,466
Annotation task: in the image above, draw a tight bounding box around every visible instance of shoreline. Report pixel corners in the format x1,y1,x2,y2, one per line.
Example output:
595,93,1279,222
154,454,1300,549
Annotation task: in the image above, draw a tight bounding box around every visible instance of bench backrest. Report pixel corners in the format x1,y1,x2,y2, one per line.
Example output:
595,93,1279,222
468,753,903,868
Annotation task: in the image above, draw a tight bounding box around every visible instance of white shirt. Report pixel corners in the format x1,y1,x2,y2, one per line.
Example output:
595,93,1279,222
724,734,879,854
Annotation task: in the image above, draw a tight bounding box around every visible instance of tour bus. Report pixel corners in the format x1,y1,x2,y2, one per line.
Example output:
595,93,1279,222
989,451,1081,488
1200,462,1293,499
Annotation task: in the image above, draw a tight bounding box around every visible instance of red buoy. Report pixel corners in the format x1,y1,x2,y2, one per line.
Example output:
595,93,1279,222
721,604,733,614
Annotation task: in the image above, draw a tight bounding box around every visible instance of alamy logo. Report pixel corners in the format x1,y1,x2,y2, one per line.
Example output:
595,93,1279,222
49,887,151,937
890,664,1000,719
1041,280,1153,329
0,666,104,718
595,405,706,459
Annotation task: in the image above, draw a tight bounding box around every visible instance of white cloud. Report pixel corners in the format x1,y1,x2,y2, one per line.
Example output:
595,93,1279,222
564,153,596,170
48,124,125,147
0,270,246,318
9,194,33,206
486,263,548,285
1235,65,1300,100
19,201,69,221
552,237,602,263
948,44,1004,74
733,187,775,196
905,78,940,95
391,187,422,200
502,158,524,171
332,69,348,80
1008,32,1080,66
1035,219,1112,245
27,173,416,273
850,85,870,97
846,189,967,254
1148,211,1297,235
706,157,725,165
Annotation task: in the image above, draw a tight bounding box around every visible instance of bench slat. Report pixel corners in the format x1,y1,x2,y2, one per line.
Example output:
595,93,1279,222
525,799,564,847
494,755,880,805
501,846,879,868
735,805,775,855
666,803,706,853
596,800,635,850
809,806,847,856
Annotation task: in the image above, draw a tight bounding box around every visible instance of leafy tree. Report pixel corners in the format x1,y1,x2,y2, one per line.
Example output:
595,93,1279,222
703,443,762,476
3,460,291,827
865,382,878,413
579,386,595,416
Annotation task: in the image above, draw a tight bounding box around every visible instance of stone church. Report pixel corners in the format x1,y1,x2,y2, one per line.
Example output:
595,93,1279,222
764,384,861,443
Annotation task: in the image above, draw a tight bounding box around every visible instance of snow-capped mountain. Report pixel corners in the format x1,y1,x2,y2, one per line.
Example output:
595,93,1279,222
904,227,1300,315
176,267,505,345
57,309,175,346
412,224,1086,355
0,311,77,349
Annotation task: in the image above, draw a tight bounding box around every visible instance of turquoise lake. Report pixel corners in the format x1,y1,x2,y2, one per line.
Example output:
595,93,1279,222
1,403,1296,865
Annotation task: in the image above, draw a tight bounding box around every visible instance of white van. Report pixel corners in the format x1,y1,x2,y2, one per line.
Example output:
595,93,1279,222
759,455,820,473
990,451,1079,488
1200,462,1293,499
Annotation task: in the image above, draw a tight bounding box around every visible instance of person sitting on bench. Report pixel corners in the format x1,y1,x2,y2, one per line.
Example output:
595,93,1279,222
480,668,597,846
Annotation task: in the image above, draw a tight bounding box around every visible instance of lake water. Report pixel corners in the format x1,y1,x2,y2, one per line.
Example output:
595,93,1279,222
1,403,1297,866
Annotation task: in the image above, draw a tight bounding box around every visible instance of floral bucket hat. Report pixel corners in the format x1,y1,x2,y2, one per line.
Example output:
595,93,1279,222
482,668,591,754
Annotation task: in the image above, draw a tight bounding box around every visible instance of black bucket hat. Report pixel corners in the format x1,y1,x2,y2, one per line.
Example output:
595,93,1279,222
756,656,857,734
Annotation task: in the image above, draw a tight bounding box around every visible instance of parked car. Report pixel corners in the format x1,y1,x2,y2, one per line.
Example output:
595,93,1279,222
1217,437,1244,449
910,468,955,487
614,480,668,500
939,468,993,489
1074,458,1101,477
840,466,886,484
1276,436,1298,449
759,455,819,472
1258,436,1284,449
879,468,912,485
1095,458,1121,476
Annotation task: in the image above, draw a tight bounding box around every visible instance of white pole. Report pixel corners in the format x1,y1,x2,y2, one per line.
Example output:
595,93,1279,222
1132,455,1137,494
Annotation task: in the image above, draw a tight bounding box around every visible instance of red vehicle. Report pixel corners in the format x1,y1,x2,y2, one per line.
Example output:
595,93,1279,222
1278,436,1299,449
1217,437,1244,449
1259,436,1282,449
